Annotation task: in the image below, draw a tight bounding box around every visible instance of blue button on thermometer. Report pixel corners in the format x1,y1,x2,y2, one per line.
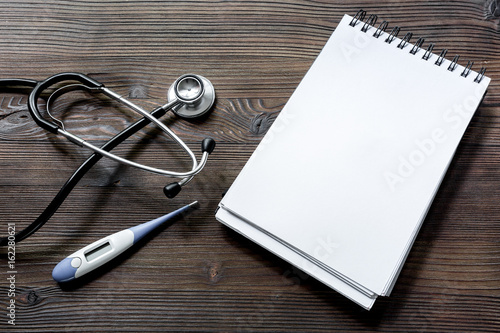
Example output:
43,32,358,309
52,201,199,283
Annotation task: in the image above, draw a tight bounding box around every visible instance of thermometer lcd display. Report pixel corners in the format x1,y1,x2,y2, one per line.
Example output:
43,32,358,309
85,242,112,261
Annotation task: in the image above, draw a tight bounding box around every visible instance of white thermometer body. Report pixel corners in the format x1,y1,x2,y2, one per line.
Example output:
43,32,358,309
52,201,198,283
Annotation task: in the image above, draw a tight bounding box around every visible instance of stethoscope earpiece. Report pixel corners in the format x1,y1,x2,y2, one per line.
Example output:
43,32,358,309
163,137,216,198
164,182,182,198
201,137,216,154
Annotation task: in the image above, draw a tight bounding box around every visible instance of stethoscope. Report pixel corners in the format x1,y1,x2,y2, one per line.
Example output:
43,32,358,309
0,72,216,246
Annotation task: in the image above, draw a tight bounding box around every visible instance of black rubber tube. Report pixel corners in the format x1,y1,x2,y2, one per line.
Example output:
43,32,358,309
0,101,166,246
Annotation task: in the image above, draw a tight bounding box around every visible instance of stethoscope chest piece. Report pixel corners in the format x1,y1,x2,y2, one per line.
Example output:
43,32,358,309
168,74,215,119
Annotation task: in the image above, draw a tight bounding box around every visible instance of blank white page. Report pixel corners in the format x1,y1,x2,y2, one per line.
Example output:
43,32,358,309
216,207,377,309
219,14,490,295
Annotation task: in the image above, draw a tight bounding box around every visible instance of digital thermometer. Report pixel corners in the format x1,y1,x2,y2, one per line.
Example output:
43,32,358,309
52,201,199,283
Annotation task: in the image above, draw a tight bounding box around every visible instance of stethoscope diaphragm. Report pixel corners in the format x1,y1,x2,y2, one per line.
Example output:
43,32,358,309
167,74,216,119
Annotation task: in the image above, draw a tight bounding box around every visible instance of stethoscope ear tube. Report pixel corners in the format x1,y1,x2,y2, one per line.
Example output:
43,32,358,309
163,137,216,198
28,72,104,134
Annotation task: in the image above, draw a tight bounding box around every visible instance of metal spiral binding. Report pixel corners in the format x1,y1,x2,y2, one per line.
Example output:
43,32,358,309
349,10,366,27
397,32,413,49
410,38,425,55
348,10,487,83
448,55,460,71
435,49,447,66
373,21,388,38
385,26,400,44
474,67,487,83
361,14,378,32
461,61,474,78
422,43,435,60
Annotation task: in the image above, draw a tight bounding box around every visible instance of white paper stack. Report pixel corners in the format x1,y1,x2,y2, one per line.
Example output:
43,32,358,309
216,13,490,309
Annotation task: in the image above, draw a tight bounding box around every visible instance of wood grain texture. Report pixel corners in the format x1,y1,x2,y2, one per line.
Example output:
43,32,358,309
0,0,499,331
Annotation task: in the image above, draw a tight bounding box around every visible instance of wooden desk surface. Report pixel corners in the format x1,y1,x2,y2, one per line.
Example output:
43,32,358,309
0,1,499,331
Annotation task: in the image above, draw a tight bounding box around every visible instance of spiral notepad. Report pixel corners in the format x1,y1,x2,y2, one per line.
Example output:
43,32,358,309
216,11,491,309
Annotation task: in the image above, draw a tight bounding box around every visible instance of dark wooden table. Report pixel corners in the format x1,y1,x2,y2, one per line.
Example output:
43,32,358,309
0,1,499,331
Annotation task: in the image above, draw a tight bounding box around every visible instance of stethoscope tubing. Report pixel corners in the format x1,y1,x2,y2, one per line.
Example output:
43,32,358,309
0,99,170,246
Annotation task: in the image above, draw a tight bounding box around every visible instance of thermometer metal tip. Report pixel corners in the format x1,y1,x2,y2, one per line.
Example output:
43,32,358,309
52,202,199,283
189,201,200,209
